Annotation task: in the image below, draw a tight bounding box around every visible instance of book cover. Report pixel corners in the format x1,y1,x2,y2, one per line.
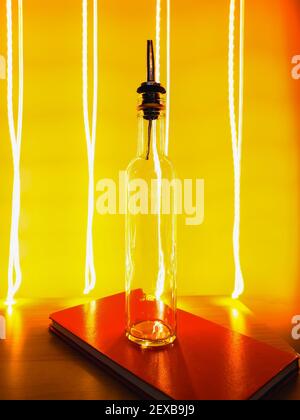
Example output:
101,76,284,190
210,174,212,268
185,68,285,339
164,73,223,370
50,292,299,400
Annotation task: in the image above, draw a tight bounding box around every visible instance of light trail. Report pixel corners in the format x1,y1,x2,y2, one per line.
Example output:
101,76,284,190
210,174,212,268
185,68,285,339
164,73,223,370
155,0,161,83
228,0,245,299
165,0,170,155
6,0,24,307
82,0,98,294
153,121,165,301
154,0,171,300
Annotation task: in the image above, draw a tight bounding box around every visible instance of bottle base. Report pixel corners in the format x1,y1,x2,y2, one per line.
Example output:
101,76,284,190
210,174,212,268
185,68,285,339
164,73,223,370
127,320,176,348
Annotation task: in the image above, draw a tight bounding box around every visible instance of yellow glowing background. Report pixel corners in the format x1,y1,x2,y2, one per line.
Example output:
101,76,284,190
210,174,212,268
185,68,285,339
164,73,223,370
0,0,299,301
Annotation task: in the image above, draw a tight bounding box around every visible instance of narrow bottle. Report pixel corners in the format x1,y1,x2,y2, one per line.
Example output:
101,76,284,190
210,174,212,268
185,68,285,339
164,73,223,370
125,40,177,347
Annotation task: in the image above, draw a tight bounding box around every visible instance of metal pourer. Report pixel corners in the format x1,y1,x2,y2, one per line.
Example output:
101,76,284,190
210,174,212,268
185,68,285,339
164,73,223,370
137,40,166,121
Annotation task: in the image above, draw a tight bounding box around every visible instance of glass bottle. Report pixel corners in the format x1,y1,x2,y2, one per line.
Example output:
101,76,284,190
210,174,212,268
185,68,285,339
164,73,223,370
125,40,177,347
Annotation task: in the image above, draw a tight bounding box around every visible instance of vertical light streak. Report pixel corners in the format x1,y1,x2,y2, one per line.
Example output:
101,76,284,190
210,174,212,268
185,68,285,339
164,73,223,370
83,0,98,294
156,0,171,155
229,0,245,299
153,121,165,300
165,0,170,155
6,0,24,307
155,0,161,83
154,0,172,301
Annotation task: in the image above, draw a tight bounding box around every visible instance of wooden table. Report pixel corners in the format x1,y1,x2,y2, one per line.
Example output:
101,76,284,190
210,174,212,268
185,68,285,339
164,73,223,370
0,297,299,400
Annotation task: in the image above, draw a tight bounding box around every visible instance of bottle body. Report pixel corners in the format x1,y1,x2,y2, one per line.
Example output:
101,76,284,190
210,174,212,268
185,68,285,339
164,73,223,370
125,113,177,347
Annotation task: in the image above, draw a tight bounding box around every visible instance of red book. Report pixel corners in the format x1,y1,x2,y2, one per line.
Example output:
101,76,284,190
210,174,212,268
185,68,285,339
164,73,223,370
49,292,299,400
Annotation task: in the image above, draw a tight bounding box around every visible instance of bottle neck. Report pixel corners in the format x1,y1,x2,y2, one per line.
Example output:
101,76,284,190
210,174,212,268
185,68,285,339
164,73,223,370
137,113,167,160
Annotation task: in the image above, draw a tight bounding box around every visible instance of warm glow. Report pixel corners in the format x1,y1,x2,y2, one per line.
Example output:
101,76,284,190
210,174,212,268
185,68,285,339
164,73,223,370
5,0,23,307
228,0,245,299
0,1,299,301
83,0,98,295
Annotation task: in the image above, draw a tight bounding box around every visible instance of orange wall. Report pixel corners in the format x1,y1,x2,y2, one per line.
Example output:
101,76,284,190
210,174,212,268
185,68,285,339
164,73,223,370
0,0,299,300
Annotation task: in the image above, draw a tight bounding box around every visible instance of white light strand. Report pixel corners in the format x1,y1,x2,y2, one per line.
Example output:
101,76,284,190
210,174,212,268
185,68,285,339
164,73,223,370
6,0,24,306
153,121,165,300
155,0,161,83
165,0,170,155
83,0,98,294
155,0,171,155
228,0,245,299
154,0,171,299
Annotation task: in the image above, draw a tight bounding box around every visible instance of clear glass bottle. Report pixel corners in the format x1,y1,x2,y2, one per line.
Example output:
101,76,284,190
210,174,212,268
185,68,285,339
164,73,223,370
125,40,177,348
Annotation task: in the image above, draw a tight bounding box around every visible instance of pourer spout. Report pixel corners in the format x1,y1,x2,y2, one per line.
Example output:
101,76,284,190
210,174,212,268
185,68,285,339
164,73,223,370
147,40,155,82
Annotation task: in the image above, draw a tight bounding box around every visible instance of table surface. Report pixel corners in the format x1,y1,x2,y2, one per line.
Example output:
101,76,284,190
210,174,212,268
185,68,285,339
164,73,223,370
0,296,299,400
